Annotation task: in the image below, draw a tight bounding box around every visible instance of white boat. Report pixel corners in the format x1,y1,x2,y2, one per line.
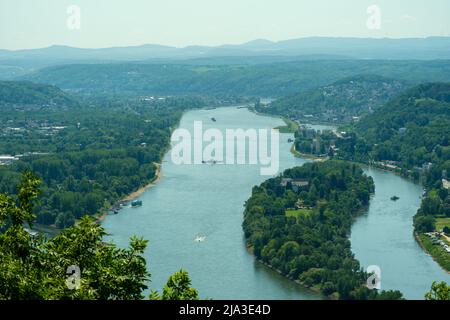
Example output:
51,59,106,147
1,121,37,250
194,234,206,242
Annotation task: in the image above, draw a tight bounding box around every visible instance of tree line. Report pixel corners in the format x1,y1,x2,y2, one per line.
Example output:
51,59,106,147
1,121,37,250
243,161,403,299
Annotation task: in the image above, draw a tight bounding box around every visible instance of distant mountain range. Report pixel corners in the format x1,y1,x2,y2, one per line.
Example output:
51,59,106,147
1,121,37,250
21,60,450,98
1,37,450,79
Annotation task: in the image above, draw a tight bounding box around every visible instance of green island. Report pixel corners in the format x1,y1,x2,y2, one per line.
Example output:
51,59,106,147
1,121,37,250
243,160,403,299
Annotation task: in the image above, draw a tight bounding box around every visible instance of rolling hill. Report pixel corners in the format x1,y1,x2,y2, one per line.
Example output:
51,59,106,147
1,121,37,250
0,81,78,107
262,74,409,122
20,60,450,97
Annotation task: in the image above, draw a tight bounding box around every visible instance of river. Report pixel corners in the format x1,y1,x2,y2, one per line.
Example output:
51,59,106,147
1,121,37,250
351,167,450,299
102,106,450,300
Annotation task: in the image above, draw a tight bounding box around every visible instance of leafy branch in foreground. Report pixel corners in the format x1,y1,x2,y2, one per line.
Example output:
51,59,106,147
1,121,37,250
0,172,199,300
150,270,199,300
425,281,450,300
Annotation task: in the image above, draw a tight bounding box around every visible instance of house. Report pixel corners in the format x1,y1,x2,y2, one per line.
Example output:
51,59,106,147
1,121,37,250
442,179,450,190
280,178,309,192
292,181,308,192
0,155,18,165
280,178,293,187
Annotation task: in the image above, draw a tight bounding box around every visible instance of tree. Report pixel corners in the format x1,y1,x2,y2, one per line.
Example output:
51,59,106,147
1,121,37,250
413,215,435,233
425,281,450,300
150,270,199,300
443,226,450,235
0,171,199,300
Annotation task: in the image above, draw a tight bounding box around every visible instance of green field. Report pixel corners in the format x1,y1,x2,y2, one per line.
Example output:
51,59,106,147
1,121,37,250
285,209,312,220
275,117,299,133
435,217,450,232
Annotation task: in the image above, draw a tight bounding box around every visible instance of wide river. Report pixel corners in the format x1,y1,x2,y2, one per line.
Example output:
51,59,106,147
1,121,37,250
103,106,450,300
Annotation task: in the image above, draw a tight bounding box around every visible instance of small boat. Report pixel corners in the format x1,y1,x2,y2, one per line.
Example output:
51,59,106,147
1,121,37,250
288,138,294,143
203,159,217,165
390,196,400,201
131,200,143,207
211,117,216,122
194,234,206,242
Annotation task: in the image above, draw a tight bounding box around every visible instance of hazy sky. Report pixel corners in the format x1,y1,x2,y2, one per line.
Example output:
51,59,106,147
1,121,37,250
1,0,449,50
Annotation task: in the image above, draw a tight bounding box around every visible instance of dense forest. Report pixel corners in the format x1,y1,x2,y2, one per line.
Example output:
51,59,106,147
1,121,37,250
260,74,408,123
243,161,403,299
22,60,450,97
0,81,247,228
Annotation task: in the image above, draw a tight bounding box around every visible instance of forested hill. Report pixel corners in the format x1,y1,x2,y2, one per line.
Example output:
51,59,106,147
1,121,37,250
260,74,409,122
336,82,450,170
0,81,78,107
21,60,450,97
355,82,450,131
333,83,450,270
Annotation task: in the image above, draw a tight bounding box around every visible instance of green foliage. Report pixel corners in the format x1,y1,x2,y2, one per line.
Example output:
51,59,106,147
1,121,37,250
243,161,402,300
425,281,450,300
0,173,150,299
414,215,436,233
263,74,408,123
23,60,450,97
294,127,336,157
329,82,450,271
150,270,199,300
333,83,450,170
0,83,247,228
443,226,450,235
0,81,78,106
0,172,200,300
418,234,450,272
275,117,299,133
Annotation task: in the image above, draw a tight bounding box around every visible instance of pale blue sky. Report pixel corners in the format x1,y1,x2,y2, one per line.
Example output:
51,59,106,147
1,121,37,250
1,0,449,50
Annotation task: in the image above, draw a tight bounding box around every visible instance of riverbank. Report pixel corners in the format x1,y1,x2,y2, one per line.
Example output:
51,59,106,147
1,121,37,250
102,105,322,299
415,232,450,274
97,103,253,225
290,143,328,162
245,244,329,298
242,161,387,299
124,164,163,202
275,117,299,133
96,163,163,223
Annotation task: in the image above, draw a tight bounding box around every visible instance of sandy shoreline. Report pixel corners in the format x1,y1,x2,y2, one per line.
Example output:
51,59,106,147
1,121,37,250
96,163,163,223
